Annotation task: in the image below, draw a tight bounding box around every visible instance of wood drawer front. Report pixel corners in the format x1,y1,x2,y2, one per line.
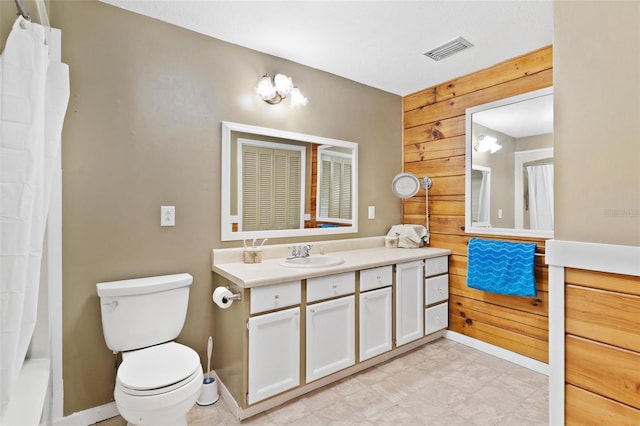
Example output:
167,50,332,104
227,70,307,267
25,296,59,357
425,274,449,306
566,335,640,410
360,265,392,292
307,272,355,303
425,256,448,277
425,303,448,335
565,384,640,426
566,285,640,352
250,281,301,314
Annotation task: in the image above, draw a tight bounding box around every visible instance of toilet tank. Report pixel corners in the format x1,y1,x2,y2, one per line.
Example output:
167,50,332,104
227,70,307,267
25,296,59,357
96,273,193,352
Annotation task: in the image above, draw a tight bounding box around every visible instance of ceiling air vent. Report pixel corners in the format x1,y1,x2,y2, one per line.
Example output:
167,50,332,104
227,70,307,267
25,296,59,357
424,37,473,61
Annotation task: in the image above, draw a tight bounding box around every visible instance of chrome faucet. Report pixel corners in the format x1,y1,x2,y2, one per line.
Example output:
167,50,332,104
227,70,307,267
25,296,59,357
299,244,312,258
288,244,312,258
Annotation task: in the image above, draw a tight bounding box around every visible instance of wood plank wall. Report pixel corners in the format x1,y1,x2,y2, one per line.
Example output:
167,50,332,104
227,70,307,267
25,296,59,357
402,46,553,363
564,268,640,424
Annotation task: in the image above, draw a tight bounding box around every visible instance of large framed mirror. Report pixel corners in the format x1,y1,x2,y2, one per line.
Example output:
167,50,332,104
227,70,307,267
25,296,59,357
465,87,553,238
221,122,358,241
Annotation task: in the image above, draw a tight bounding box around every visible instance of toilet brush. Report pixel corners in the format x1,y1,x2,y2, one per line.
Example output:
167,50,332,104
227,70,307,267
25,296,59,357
197,336,219,405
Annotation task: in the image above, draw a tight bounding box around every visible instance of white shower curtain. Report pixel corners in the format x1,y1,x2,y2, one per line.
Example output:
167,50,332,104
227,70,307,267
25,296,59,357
526,164,554,231
0,17,69,413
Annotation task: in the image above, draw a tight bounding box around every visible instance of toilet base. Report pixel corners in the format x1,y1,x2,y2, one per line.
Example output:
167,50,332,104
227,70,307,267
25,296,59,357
115,367,203,426
119,406,189,426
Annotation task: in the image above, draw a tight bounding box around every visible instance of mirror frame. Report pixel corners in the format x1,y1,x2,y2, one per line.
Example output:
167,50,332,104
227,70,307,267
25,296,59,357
464,87,554,239
221,121,358,241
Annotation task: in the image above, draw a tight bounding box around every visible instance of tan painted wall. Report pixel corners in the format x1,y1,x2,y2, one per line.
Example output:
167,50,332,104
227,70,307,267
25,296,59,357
3,0,401,414
554,1,640,246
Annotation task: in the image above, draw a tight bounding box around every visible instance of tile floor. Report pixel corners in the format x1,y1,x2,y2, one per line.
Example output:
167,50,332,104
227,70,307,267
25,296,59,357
96,338,548,425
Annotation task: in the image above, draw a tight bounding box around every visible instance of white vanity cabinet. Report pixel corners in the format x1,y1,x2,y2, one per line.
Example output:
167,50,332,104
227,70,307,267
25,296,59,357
212,242,451,421
424,256,449,335
359,266,392,361
395,260,425,346
247,282,301,404
306,272,356,383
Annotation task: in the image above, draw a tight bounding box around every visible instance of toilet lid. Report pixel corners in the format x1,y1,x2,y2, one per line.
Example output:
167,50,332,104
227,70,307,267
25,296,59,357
117,342,200,391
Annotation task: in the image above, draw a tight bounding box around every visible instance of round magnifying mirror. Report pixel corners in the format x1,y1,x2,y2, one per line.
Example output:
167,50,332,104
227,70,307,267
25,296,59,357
391,172,420,199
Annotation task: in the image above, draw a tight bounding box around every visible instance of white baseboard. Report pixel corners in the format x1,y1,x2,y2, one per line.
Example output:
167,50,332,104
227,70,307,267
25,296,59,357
444,330,549,375
52,402,119,426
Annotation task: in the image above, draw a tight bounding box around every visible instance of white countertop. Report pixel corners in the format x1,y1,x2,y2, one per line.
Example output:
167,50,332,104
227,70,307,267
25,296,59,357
212,237,450,288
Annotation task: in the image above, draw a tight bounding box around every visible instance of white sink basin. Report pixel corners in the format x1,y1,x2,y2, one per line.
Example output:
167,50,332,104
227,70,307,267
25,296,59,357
279,255,344,268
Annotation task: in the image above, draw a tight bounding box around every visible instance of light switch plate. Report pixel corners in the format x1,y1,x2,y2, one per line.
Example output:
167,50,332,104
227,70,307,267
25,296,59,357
368,206,375,219
161,206,175,226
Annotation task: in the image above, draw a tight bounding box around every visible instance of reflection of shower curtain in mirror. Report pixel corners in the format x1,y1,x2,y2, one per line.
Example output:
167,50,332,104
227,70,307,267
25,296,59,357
526,164,554,230
471,168,490,224
477,171,490,223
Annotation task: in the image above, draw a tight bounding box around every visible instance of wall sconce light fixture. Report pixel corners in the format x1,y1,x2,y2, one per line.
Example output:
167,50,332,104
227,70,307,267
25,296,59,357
474,135,502,154
256,73,308,108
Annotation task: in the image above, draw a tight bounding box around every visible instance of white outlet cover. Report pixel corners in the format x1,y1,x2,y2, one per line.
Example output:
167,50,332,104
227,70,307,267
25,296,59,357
161,206,175,226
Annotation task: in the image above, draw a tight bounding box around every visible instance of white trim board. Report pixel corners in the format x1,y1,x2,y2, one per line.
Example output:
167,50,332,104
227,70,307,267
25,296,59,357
444,331,549,375
546,239,640,275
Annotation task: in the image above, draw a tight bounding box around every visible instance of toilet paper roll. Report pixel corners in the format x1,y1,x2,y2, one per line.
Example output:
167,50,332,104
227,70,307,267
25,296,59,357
213,286,234,309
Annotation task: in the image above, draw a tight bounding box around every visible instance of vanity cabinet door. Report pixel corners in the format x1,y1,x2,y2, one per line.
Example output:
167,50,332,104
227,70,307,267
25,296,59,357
247,307,300,404
395,260,424,346
425,303,449,335
359,287,392,361
306,295,355,383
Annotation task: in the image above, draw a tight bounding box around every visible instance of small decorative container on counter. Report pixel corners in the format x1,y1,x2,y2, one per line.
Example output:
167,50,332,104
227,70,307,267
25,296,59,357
243,248,263,263
385,236,398,248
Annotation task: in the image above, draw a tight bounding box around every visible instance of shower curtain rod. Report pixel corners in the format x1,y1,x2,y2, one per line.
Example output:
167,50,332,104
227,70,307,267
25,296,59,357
15,0,31,21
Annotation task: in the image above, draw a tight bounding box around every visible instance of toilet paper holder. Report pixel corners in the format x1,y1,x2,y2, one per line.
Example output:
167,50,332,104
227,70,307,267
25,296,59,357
221,287,242,303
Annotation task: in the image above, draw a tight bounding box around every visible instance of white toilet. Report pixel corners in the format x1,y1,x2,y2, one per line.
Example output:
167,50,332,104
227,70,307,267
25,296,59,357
96,273,203,426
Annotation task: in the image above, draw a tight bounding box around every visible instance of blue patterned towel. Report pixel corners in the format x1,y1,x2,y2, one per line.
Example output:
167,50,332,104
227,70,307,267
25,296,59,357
467,238,537,297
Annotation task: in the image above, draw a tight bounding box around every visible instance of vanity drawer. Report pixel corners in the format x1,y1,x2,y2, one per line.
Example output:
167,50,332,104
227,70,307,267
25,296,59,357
425,256,448,277
425,303,448,335
250,281,301,314
360,265,392,292
307,272,355,303
425,274,449,306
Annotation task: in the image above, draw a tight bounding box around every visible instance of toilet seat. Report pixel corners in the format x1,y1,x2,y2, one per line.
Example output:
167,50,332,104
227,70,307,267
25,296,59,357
117,342,201,396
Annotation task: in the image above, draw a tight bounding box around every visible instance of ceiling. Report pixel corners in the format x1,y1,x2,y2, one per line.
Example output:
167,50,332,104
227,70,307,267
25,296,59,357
99,0,553,96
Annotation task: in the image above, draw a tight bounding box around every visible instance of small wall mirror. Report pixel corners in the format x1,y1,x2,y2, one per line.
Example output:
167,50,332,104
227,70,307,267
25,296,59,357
465,87,554,238
221,122,358,241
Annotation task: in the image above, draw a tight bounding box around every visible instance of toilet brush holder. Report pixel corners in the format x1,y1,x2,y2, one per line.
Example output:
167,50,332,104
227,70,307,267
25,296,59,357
196,377,219,406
